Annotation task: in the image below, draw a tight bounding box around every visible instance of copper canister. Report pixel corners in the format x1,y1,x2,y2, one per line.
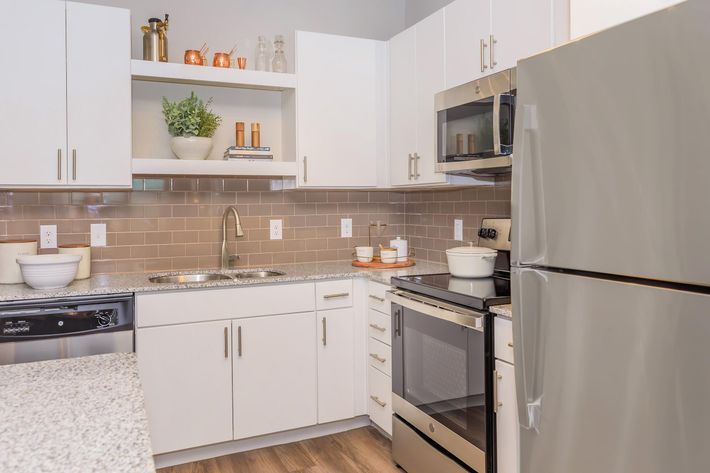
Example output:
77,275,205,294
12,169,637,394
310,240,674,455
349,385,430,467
184,50,203,65
235,122,245,147
251,123,261,147
213,52,231,68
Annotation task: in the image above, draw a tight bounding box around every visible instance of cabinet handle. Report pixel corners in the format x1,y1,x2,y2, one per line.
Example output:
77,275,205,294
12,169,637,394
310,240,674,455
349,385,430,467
369,353,386,363
480,38,489,73
369,323,386,332
413,153,420,179
489,35,497,69
507,341,514,348
322,317,327,346
237,325,242,357
303,156,308,183
57,149,62,181
369,294,385,302
370,395,387,407
394,308,402,337
407,153,413,180
493,370,503,413
323,292,349,299
224,326,229,358
72,149,77,181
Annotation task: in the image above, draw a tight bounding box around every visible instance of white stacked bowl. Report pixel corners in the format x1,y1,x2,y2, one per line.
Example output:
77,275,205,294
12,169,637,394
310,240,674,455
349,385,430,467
16,254,82,289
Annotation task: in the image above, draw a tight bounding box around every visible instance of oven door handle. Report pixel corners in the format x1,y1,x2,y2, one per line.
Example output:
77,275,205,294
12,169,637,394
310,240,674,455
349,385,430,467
386,290,484,332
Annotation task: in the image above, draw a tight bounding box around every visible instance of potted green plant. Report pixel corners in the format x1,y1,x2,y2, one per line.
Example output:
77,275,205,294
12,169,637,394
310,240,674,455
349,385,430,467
162,92,222,160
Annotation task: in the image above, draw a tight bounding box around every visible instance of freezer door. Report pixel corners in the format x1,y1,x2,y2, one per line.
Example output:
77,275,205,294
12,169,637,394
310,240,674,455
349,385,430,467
511,0,710,286
512,267,710,473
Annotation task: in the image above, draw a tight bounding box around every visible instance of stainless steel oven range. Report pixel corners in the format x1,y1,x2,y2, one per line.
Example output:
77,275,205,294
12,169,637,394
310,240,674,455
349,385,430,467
389,269,511,473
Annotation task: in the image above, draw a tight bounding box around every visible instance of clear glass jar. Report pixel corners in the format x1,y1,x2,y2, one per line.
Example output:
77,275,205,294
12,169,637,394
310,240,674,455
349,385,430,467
255,35,269,72
272,35,287,73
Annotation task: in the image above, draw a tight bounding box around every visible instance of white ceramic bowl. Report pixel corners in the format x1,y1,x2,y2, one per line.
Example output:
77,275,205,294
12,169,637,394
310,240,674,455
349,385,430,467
170,136,213,160
380,249,398,264
355,246,374,263
446,246,497,278
16,254,82,289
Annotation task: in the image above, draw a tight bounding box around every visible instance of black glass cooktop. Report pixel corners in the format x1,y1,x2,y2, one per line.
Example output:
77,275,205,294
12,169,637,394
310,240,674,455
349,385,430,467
392,272,511,311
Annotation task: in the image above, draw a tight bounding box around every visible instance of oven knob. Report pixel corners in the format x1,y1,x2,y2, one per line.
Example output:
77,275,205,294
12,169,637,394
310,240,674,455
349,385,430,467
428,423,435,433
487,228,497,239
478,228,487,238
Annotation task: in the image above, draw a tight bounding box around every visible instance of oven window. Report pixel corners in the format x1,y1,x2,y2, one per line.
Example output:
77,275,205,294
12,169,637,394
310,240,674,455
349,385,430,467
399,307,487,451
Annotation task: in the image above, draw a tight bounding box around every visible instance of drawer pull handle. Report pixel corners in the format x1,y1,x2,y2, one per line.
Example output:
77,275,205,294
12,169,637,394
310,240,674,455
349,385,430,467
369,353,386,363
369,294,385,302
370,395,387,407
323,292,349,299
369,323,386,332
507,341,514,348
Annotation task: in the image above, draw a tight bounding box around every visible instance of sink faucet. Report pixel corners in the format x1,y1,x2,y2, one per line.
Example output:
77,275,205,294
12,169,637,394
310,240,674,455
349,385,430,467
221,205,245,269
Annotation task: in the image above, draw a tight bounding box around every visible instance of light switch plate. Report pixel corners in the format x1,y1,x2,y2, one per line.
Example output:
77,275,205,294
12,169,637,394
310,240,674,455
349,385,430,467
454,219,463,241
40,225,57,249
90,224,107,247
341,218,352,238
270,219,283,240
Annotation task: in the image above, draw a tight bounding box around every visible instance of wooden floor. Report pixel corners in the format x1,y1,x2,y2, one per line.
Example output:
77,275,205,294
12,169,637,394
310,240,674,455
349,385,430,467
158,427,401,473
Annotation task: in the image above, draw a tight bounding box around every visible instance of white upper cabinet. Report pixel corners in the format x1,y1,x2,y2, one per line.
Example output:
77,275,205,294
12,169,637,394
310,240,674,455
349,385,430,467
296,31,387,188
0,1,131,189
491,0,554,71
66,2,131,187
0,0,67,187
571,0,685,38
445,0,492,89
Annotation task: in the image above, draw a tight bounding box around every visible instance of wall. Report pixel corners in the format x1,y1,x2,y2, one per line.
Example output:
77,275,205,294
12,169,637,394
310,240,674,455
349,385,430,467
404,0,455,27
88,0,406,72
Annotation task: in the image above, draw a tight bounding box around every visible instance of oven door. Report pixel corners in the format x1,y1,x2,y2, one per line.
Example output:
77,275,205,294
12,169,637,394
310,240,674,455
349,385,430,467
389,290,491,473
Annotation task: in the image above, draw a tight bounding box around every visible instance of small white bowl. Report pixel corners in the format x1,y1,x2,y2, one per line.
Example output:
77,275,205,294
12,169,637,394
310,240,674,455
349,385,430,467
380,249,398,264
355,246,374,263
16,254,82,289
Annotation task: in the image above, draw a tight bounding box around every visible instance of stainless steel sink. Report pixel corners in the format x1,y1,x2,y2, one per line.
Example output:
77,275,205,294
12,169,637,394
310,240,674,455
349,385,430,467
149,273,233,284
232,270,285,279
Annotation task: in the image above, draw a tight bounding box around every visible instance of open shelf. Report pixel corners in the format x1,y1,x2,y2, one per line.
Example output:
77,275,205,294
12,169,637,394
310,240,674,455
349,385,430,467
132,159,298,177
131,60,297,91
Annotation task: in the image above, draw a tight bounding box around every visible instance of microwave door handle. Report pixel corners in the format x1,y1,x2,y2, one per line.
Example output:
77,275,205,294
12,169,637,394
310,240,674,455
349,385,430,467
493,93,502,155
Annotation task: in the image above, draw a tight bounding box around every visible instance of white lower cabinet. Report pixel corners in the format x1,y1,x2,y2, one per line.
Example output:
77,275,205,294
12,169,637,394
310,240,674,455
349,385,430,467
136,321,233,454
495,337,519,473
317,307,355,423
233,312,318,439
368,365,393,435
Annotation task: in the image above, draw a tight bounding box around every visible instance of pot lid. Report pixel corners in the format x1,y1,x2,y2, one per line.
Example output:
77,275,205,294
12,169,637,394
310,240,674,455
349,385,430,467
446,245,498,256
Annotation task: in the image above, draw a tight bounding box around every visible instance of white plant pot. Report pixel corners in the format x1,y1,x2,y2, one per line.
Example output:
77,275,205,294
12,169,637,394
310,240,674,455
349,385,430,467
170,136,213,160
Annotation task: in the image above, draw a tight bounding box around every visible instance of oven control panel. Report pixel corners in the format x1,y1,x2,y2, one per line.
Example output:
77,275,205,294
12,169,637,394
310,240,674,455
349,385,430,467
478,218,511,251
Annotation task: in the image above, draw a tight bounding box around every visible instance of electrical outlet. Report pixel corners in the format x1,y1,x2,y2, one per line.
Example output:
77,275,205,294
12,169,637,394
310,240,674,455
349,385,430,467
269,219,282,240
40,225,57,249
341,218,352,238
90,223,107,247
454,219,463,241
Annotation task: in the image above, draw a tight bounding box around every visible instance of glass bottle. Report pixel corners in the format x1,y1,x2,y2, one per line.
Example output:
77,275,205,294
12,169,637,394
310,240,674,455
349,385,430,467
255,35,269,72
272,35,287,73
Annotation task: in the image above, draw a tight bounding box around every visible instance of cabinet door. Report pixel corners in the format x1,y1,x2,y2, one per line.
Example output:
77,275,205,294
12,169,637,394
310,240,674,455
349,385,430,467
66,2,131,188
317,307,355,423
491,0,554,71
233,312,317,439
136,321,233,454
388,27,417,186
445,0,492,89
413,10,447,185
495,359,519,473
296,31,383,187
570,0,685,39
0,0,67,187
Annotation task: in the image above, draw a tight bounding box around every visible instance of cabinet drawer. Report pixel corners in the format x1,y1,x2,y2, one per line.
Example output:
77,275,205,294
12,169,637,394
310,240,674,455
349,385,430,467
316,279,353,310
367,280,391,314
368,365,392,435
368,337,392,376
495,316,514,364
368,309,391,346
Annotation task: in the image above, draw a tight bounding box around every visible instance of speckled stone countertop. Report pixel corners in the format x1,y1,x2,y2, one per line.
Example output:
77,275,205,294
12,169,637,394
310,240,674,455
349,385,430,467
0,260,450,302
0,353,155,473
490,303,512,318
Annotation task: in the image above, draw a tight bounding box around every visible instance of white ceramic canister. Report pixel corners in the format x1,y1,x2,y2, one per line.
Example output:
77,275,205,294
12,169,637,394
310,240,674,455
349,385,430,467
0,240,37,284
58,244,91,280
389,237,408,262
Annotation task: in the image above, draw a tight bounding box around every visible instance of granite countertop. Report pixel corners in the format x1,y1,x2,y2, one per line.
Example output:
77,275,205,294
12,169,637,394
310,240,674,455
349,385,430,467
0,260,450,302
490,303,512,318
0,353,154,473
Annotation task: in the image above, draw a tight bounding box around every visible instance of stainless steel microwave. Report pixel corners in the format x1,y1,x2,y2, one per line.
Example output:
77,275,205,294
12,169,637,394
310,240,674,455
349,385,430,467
435,68,515,176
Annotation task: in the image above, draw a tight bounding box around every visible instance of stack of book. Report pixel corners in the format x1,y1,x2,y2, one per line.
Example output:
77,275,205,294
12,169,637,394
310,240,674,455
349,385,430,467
224,146,273,160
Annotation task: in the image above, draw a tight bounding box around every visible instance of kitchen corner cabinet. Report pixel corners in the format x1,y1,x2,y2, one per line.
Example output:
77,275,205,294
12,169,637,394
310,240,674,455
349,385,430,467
0,1,131,189
233,312,318,439
136,321,233,455
295,31,387,188
317,307,356,423
389,10,447,186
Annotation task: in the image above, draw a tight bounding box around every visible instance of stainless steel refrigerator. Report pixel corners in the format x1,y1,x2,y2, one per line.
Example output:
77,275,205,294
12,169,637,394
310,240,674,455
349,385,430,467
511,1,710,472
